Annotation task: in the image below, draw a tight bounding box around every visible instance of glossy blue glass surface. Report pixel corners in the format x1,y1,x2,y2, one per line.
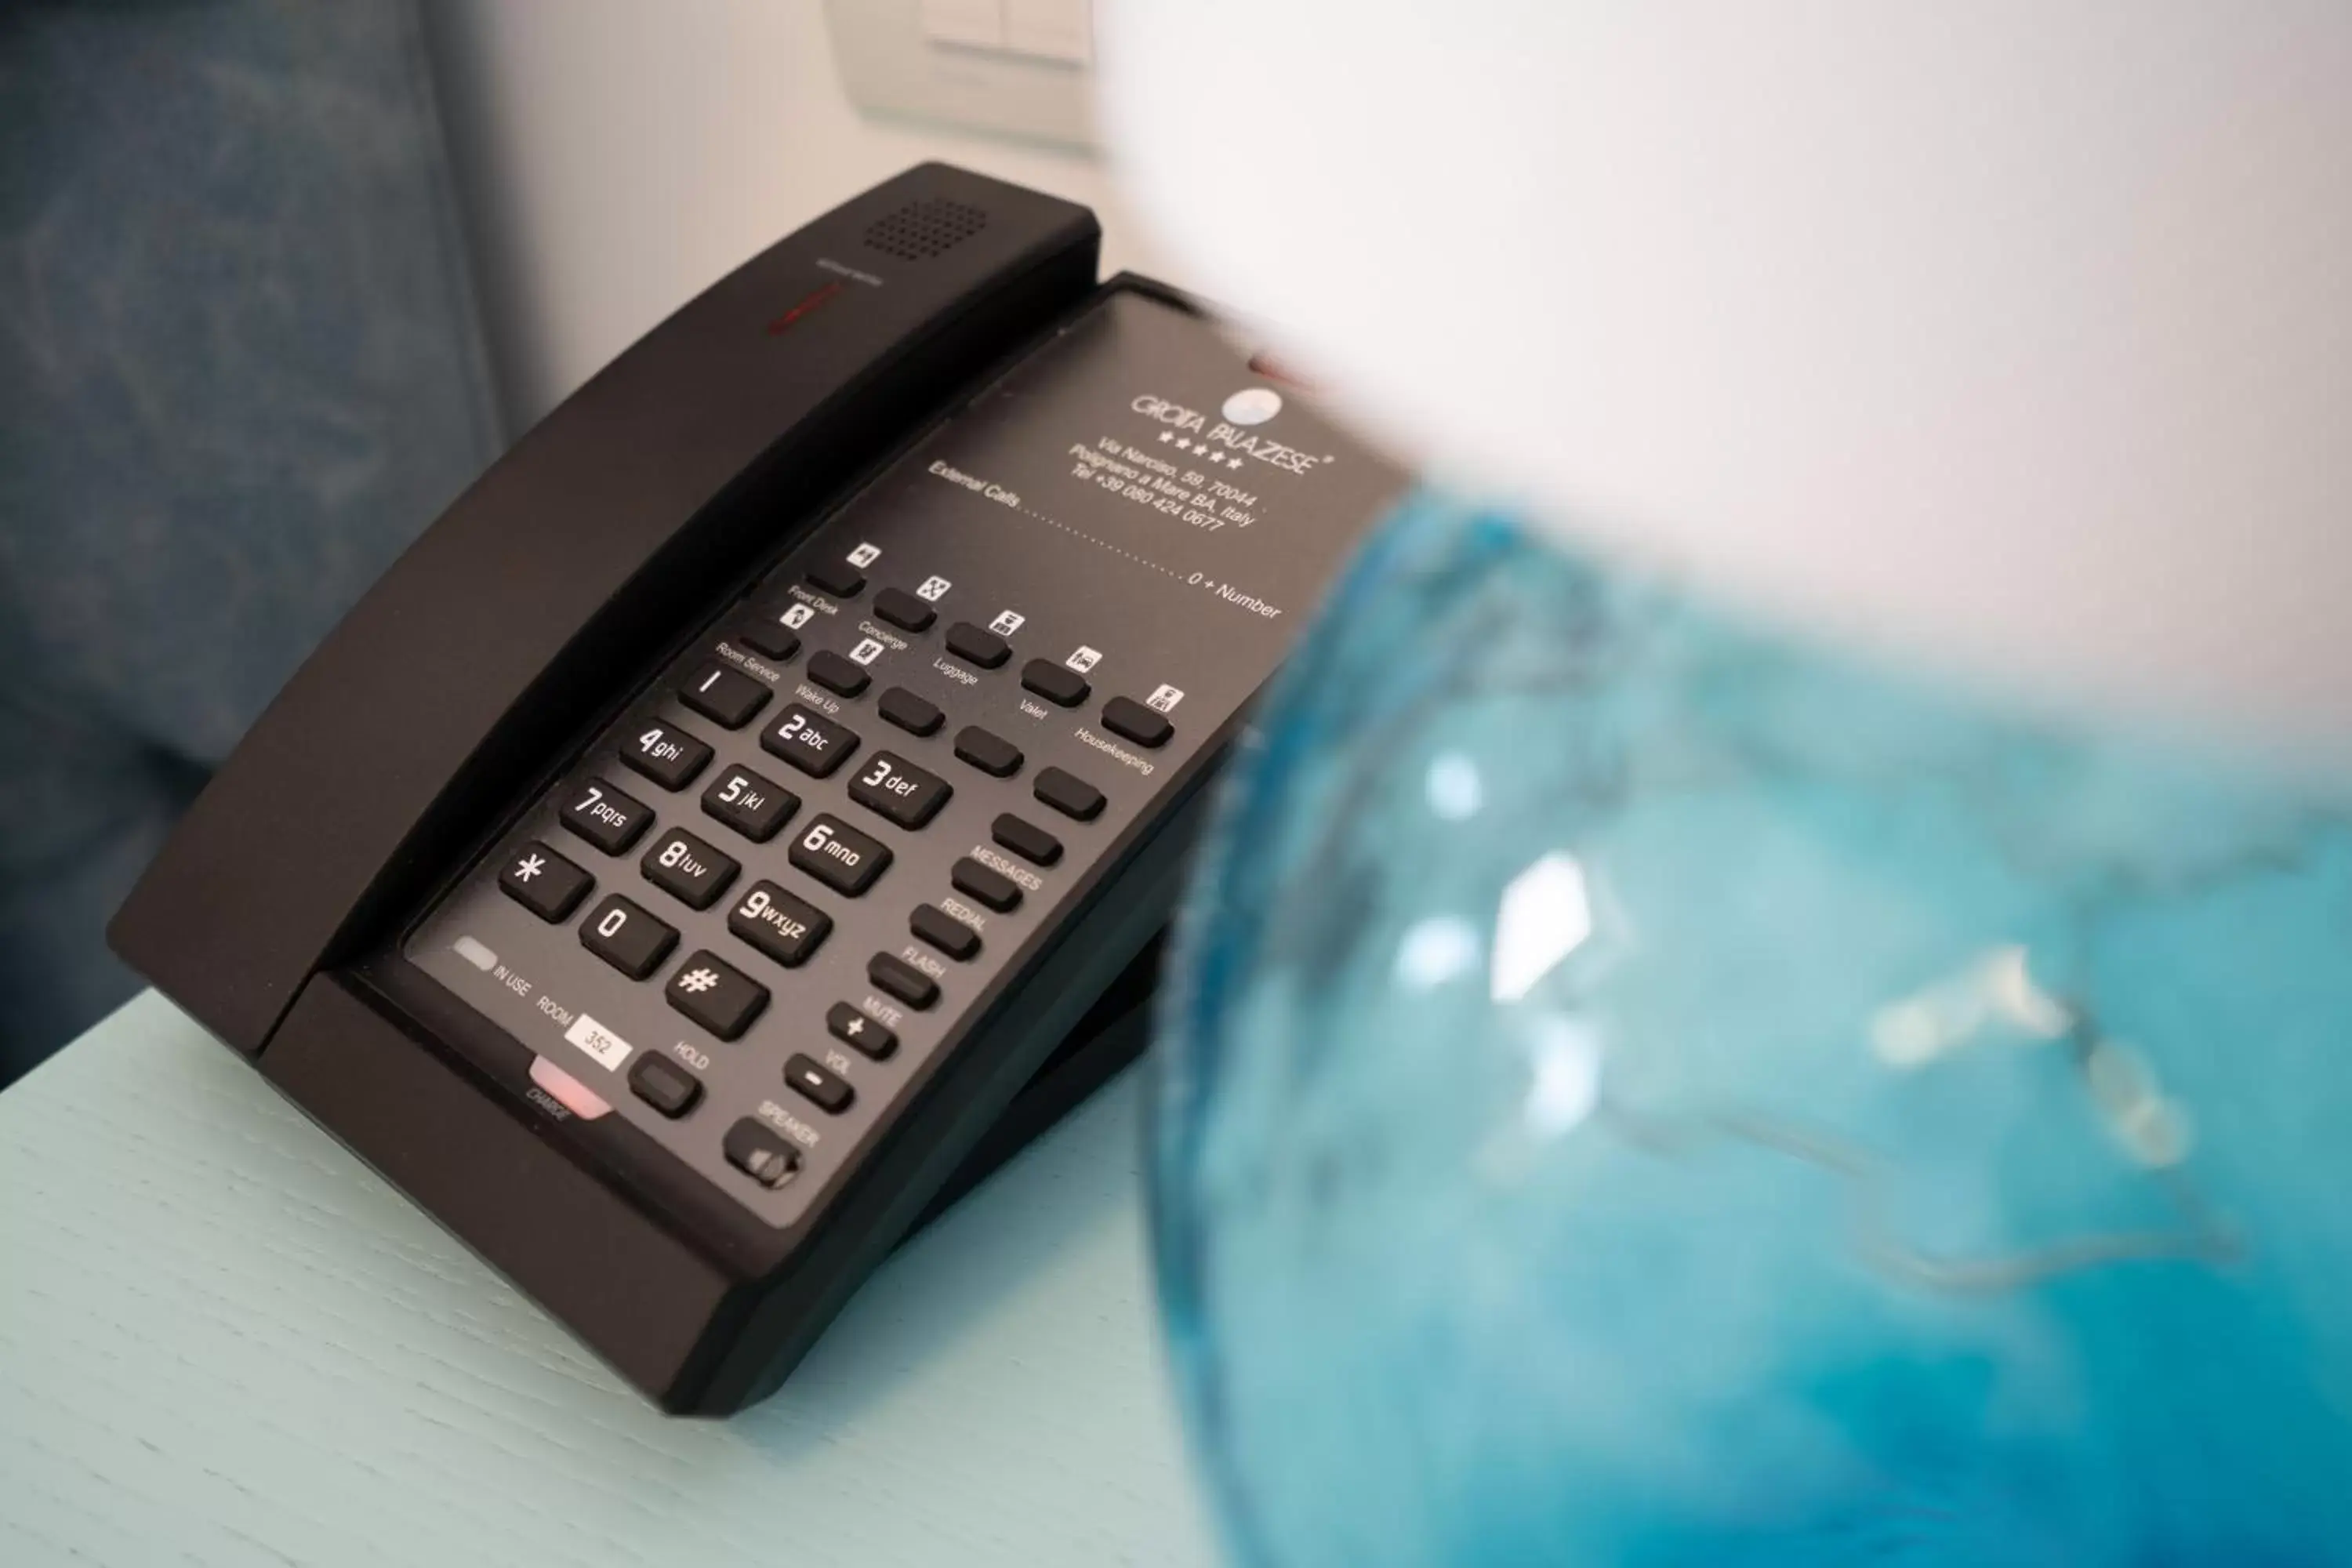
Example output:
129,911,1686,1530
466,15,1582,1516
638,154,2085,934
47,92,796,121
1151,493,2352,1566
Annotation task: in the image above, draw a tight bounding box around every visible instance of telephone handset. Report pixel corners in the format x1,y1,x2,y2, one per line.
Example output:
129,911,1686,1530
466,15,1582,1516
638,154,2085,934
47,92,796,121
111,165,1406,1414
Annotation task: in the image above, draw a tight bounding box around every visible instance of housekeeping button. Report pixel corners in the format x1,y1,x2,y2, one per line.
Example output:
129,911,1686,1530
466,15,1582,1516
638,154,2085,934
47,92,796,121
1101,695,1173,749
1033,766,1105,822
1020,657,1088,707
724,1117,800,1188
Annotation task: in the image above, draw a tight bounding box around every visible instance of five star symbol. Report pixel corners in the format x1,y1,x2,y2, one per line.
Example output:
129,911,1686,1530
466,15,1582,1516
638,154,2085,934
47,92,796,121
1152,430,1247,468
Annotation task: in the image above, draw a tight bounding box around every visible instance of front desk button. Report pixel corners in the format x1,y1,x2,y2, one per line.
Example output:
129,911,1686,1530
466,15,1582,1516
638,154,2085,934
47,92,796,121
808,649,871,699
628,1053,702,1118
701,764,797,843
784,1053,855,1114
579,894,677,978
943,621,1009,669
1033,767,1105,822
735,618,800,661
641,826,739,910
879,686,943,737
762,703,860,778
1021,657,1089,707
953,725,1022,778
868,951,940,1010
790,813,892,896
950,856,1022,912
827,1001,896,1060
724,1117,801,1188
619,721,713,790
848,750,952,829
665,949,768,1040
990,812,1062,866
559,779,654,855
728,880,833,968
910,903,981,961
1100,695,1174,749
805,558,866,598
679,661,771,728
500,841,592,921
873,587,937,633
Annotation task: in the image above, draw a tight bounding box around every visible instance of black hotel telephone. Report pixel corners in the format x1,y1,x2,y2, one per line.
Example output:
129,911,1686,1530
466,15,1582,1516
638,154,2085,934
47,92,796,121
111,165,1405,1414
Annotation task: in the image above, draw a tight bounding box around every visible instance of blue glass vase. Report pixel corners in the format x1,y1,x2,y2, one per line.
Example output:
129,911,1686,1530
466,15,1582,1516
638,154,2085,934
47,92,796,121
1150,492,2352,1566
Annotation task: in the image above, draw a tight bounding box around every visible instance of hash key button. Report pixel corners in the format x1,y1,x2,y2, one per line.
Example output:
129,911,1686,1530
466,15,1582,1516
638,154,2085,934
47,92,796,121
680,661,771,728
784,1053,854,1114
762,703,860,779
579,894,677,979
641,826,740,910
1102,695,1174,749
849,750,952,829
827,1001,896,1060
666,949,768,1041
944,620,1010,669
1021,657,1089,707
500,841,592,921
1033,767,1105,822
621,720,713,790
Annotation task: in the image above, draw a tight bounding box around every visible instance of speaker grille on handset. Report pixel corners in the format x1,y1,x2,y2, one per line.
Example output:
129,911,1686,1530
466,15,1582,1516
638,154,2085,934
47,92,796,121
862,198,990,262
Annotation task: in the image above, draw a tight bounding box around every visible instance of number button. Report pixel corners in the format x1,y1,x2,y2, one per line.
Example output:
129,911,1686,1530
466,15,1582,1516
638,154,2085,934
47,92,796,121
760,702,860,779
619,721,712,790
499,841,592,921
579,894,677,979
789,813,892,897
848,750,951,829
559,779,653,855
727,880,833,968
700,764,797,843
678,661,771,728
640,827,740,910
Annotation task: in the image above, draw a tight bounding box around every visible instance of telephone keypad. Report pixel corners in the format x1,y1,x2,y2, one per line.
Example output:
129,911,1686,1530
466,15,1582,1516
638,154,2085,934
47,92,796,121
1032,767,1105,822
641,827,739,910
579,894,677,978
560,779,655,855
680,662,771,729
501,842,593,921
806,650,871,699
789,813,891,896
873,587,937,633
847,750,951,829
762,704,859,778
621,722,713,790
701,765,797,843
665,949,768,1040
943,621,1009,668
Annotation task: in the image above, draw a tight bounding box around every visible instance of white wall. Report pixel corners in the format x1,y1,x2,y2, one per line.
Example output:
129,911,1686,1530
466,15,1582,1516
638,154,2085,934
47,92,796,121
424,0,1167,431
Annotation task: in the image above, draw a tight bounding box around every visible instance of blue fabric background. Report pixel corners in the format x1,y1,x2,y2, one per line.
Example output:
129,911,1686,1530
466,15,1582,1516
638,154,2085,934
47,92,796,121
0,0,501,1078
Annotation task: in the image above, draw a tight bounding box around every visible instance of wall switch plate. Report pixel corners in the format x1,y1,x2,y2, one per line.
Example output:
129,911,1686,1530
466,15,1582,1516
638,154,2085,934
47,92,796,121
829,0,1096,151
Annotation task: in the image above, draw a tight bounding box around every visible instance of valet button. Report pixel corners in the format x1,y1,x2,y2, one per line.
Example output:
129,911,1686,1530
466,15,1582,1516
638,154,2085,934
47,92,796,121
1033,767,1105,822
950,856,1022,913
879,686,943,737
628,1054,702,1119
807,649,871,699
910,903,981,961
499,841,592,921
953,725,1022,778
868,951,940,1010
944,621,1010,669
678,661,771,729
1100,695,1174,749
784,1053,855,1115
873,587,937,633
827,1001,896,1060
724,1117,801,1188
805,558,866,598
664,949,768,1041
990,813,1062,867
1020,657,1089,707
